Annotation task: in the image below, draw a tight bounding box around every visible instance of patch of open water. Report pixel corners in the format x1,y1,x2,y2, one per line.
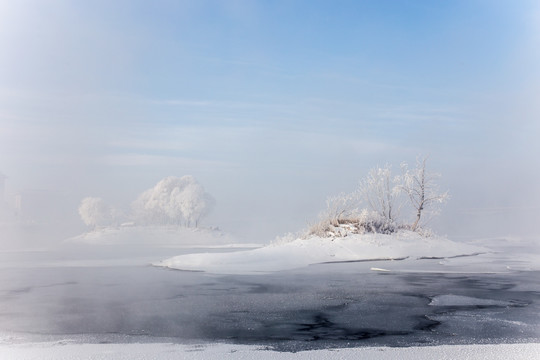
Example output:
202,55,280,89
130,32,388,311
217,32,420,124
0,246,538,352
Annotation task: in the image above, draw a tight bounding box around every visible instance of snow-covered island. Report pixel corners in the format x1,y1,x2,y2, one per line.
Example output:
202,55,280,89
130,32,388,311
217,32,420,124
72,163,535,276
70,176,259,248
154,160,491,274
154,229,489,274
68,224,258,248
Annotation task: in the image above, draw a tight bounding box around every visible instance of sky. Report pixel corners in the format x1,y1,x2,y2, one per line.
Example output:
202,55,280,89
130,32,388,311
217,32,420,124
1,0,539,241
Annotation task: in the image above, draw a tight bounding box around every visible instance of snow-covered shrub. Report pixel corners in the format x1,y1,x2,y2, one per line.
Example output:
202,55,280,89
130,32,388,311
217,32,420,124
306,209,400,238
412,226,435,238
356,209,397,234
307,218,334,238
307,190,363,237
320,192,362,225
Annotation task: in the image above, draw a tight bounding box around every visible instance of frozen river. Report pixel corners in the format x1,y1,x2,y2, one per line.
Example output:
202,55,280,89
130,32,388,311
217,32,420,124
0,243,539,352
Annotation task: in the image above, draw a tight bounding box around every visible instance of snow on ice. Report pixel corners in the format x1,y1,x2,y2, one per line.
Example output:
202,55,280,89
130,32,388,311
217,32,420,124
1,342,538,360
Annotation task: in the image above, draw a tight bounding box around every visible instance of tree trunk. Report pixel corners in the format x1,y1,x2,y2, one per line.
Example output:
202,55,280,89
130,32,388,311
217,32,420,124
411,204,423,231
411,212,421,231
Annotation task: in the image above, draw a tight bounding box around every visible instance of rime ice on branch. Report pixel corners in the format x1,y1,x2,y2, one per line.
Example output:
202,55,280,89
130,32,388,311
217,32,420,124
399,157,449,231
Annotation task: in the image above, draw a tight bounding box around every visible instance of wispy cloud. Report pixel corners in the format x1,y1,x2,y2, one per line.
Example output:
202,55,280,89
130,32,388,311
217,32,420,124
150,99,214,107
374,104,466,123
148,98,280,110
103,153,236,169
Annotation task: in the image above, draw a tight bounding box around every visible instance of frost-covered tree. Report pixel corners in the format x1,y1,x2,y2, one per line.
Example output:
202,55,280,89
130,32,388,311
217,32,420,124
78,197,113,228
132,176,187,225
178,182,216,227
306,158,449,238
399,156,449,231
131,175,214,227
358,164,402,223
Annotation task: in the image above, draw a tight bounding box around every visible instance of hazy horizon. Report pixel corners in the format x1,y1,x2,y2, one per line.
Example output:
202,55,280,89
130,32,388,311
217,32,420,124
1,1,540,242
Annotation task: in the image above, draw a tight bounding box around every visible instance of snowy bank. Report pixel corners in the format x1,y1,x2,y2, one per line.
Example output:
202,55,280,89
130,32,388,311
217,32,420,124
155,231,489,274
1,342,538,360
67,226,260,248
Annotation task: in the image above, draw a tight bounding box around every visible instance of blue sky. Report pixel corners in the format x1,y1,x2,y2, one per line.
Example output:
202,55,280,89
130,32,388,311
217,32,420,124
1,0,539,239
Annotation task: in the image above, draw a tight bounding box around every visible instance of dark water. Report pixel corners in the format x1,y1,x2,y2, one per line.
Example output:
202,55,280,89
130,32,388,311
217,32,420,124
0,244,539,352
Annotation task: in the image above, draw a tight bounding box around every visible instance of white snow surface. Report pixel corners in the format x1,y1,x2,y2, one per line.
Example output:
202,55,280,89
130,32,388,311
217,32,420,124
1,342,538,360
429,295,517,307
156,231,489,274
67,226,259,248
